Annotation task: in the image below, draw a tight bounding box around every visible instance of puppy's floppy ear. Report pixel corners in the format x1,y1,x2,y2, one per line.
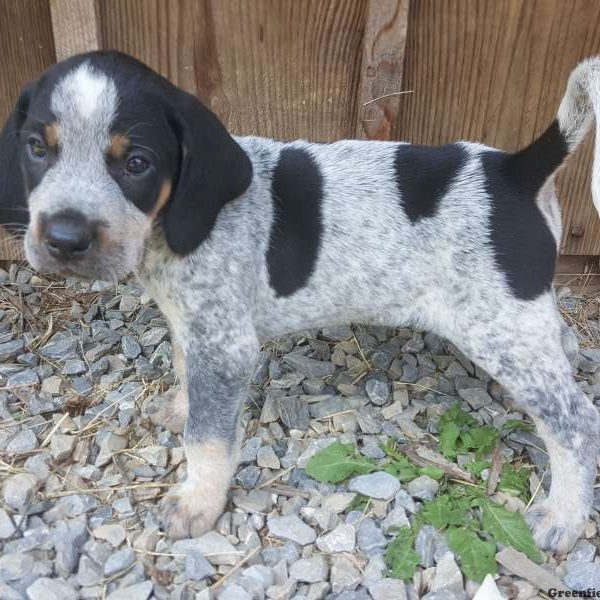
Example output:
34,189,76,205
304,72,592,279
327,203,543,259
164,91,252,254
0,84,33,230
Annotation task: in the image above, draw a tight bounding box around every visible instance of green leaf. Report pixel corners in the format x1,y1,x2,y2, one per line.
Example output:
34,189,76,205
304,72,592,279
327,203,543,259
469,426,499,457
346,494,369,512
502,419,534,433
465,459,491,477
385,527,420,580
440,403,476,428
421,495,469,529
305,442,376,483
446,527,497,582
498,465,530,500
439,421,461,458
420,466,445,480
481,501,541,562
385,455,419,482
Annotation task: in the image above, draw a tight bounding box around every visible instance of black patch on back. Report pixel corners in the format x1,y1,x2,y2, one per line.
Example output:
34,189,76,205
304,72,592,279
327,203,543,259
268,147,323,296
483,150,557,300
394,143,467,222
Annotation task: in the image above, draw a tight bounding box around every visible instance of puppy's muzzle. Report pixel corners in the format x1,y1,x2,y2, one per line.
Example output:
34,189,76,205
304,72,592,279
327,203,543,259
41,210,95,262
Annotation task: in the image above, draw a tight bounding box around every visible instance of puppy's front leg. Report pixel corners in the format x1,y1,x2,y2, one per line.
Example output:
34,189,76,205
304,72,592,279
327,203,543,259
161,325,258,539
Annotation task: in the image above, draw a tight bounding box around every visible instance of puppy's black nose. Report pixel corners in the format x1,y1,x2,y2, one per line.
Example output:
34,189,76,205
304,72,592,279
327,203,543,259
43,211,94,260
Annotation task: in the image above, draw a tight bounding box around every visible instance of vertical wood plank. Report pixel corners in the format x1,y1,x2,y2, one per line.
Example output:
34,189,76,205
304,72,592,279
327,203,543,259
98,0,367,141
0,0,56,123
0,0,55,259
397,0,600,255
49,0,100,59
98,0,204,96
355,0,409,140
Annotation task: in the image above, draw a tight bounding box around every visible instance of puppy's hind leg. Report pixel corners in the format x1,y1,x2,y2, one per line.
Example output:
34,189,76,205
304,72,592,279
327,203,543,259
448,293,599,553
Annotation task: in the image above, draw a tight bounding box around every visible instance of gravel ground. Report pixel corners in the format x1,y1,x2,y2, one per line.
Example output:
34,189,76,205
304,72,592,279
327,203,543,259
1,265,600,600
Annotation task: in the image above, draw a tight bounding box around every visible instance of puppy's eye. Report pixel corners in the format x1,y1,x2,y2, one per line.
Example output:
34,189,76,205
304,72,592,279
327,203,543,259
27,137,46,159
125,156,150,175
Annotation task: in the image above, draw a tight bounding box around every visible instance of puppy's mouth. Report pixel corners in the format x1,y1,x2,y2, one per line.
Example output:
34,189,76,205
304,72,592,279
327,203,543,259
25,237,132,283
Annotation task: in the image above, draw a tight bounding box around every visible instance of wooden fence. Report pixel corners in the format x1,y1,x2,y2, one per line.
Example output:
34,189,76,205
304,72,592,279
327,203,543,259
1,0,600,268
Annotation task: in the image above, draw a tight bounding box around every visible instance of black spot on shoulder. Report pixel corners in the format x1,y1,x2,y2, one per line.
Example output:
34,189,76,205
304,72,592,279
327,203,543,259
394,143,467,222
483,150,557,300
267,147,323,296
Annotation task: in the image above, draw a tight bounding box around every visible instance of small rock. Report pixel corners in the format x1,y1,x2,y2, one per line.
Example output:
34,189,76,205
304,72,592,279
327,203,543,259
3,472,38,510
267,515,316,545
283,352,336,378
50,434,76,461
368,578,407,600
140,327,169,347
416,525,450,568
0,509,16,539
240,437,262,464
323,493,356,513
330,556,361,594
236,465,262,490
568,539,597,562
95,432,127,467
106,580,153,600
53,518,88,577
290,556,329,583
184,549,216,581
564,560,600,590
93,523,127,547
278,396,311,430
77,555,103,586
0,552,34,580
457,387,492,410
382,507,410,533
63,358,87,375
6,429,38,453
348,472,400,500
233,489,273,514
42,375,63,395
356,518,387,556
104,547,135,576
219,584,254,600
7,369,39,388
257,445,281,469
407,475,439,501
473,574,503,600
431,551,463,593
174,532,240,566
365,379,389,406
136,445,168,468
40,336,78,360
316,523,356,553
26,578,77,600
121,335,142,359
0,339,24,361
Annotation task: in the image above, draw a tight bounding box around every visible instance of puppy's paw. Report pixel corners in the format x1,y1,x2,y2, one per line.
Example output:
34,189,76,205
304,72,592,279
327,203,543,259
148,388,187,434
526,500,586,554
160,481,225,539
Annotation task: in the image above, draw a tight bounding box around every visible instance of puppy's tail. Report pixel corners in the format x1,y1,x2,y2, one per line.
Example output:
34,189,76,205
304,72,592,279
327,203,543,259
513,56,600,211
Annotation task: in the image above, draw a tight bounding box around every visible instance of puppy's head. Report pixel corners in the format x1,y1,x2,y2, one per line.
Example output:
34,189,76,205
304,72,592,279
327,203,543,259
0,51,252,280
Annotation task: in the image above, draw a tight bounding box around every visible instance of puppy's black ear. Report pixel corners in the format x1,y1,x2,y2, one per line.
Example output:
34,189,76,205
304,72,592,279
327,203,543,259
164,91,252,254
0,85,32,230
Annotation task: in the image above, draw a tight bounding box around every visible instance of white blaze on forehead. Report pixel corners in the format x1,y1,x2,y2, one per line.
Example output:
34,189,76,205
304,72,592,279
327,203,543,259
51,62,118,124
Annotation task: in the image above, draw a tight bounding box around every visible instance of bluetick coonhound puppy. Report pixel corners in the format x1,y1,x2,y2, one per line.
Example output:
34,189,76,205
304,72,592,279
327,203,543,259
1,51,600,552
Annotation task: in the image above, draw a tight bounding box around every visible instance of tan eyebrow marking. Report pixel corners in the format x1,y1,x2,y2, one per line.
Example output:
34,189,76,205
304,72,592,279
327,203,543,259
44,123,59,148
150,179,172,219
109,134,130,159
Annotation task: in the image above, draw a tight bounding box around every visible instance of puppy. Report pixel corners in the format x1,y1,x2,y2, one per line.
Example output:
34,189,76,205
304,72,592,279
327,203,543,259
1,51,599,552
